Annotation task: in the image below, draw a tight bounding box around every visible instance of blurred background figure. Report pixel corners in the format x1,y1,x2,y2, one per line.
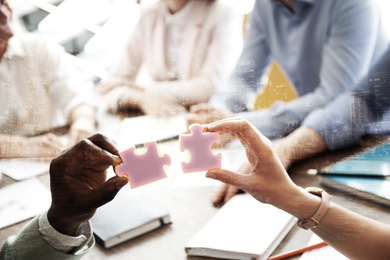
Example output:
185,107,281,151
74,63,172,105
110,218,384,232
0,0,96,160
188,0,389,205
98,0,244,118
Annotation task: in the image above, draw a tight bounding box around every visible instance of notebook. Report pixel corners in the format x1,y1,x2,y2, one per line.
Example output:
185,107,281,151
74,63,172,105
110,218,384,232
91,192,171,249
185,194,296,260
320,175,390,208
321,142,390,176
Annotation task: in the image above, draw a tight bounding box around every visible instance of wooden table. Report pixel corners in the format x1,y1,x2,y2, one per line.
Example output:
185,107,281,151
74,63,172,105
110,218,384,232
1,133,389,260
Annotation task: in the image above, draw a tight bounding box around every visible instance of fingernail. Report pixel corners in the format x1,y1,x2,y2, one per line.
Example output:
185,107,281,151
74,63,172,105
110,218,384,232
116,176,129,189
113,155,122,165
205,171,216,179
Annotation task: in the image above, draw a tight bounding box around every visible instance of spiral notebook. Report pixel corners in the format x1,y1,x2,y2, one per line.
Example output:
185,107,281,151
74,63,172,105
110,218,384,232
321,141,390,177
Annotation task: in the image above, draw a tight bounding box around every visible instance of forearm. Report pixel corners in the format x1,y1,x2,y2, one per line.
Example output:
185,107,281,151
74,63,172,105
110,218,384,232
303,92,365,150
0,135,47,159
313,203,390,260
277,186,390,260
0,135,23,158
274,126,327,168
0,214,94,260
40,211,93,254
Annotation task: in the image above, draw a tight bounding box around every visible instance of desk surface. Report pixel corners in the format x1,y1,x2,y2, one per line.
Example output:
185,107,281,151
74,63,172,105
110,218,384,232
1,129,389,260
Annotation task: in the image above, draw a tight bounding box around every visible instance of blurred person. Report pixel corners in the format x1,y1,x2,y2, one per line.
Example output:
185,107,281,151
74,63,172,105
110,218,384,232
98,0,243,117
0,0,97,159
0,134,129,259
187,0,389,205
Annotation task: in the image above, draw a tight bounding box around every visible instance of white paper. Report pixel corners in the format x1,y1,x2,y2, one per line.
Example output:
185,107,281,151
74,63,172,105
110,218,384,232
300,234,348,260
0,178,51,229
0,159,50,181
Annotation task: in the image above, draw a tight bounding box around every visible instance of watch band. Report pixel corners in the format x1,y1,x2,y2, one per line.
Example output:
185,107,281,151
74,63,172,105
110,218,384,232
297,187,331,230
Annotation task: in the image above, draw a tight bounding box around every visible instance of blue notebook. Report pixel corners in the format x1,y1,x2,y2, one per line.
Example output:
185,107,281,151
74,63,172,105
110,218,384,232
321,142,390,176
320,175,390,208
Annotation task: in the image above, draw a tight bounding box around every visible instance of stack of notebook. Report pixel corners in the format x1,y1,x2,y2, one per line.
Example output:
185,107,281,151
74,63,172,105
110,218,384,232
320,142,390,207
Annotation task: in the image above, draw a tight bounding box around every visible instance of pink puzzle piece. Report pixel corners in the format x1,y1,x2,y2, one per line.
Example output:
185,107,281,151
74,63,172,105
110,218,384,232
180,123,222,173
115,141,171,188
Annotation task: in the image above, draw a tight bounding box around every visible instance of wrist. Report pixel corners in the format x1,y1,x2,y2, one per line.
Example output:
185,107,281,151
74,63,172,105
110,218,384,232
72,116,95,126
39,211,91,253
48,207,86,236
71,104,96,124
275,186,321,221
297,187,331,229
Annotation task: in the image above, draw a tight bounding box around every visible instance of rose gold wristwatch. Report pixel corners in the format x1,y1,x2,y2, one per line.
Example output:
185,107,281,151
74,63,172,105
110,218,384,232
297,187,331,230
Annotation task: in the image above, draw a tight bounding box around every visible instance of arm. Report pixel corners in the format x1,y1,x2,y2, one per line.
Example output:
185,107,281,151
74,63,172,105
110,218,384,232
304,44,390,151
0,134,129,259
68,104,97,145
285,1,384,122
0,214,93,260
203,118,390,260
0,133,66,159
274,126,327,169
38,37,97,143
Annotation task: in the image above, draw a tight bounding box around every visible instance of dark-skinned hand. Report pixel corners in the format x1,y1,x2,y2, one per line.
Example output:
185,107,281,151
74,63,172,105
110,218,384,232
47,133,128,236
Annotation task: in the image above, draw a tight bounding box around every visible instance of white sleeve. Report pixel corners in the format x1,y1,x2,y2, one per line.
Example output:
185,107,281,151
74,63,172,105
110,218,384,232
38,211,93,254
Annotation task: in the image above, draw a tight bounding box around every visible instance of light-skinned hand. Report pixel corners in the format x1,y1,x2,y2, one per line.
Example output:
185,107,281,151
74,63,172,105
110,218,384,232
211,161,251,206
203,118,300,208
47,133,129,236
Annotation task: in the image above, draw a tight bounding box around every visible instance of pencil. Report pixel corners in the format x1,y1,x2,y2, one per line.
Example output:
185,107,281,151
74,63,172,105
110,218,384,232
267,241,328,260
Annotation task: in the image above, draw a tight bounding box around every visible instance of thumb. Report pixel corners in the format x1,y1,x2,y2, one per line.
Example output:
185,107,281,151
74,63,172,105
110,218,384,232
89,175,129,209
206,169,248,191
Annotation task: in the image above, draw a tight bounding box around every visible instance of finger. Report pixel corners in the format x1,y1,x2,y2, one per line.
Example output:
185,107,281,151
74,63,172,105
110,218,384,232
223,185,240,205
80,139,122,168
53,139,122,172
202,116,246,131
204,118,273,159
187,113,202,126
41,134,67,153
189,103,211,113
206,169,249,191
212,183,230,207
87,175,129,209
87,133,121,159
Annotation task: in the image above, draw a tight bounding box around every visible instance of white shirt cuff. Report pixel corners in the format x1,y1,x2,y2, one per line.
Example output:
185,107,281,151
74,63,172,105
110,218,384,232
38,211,93,254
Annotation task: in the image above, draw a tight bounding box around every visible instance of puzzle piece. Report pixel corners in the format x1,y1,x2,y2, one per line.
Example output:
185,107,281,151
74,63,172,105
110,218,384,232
115,141,171,188
180,123,222,173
